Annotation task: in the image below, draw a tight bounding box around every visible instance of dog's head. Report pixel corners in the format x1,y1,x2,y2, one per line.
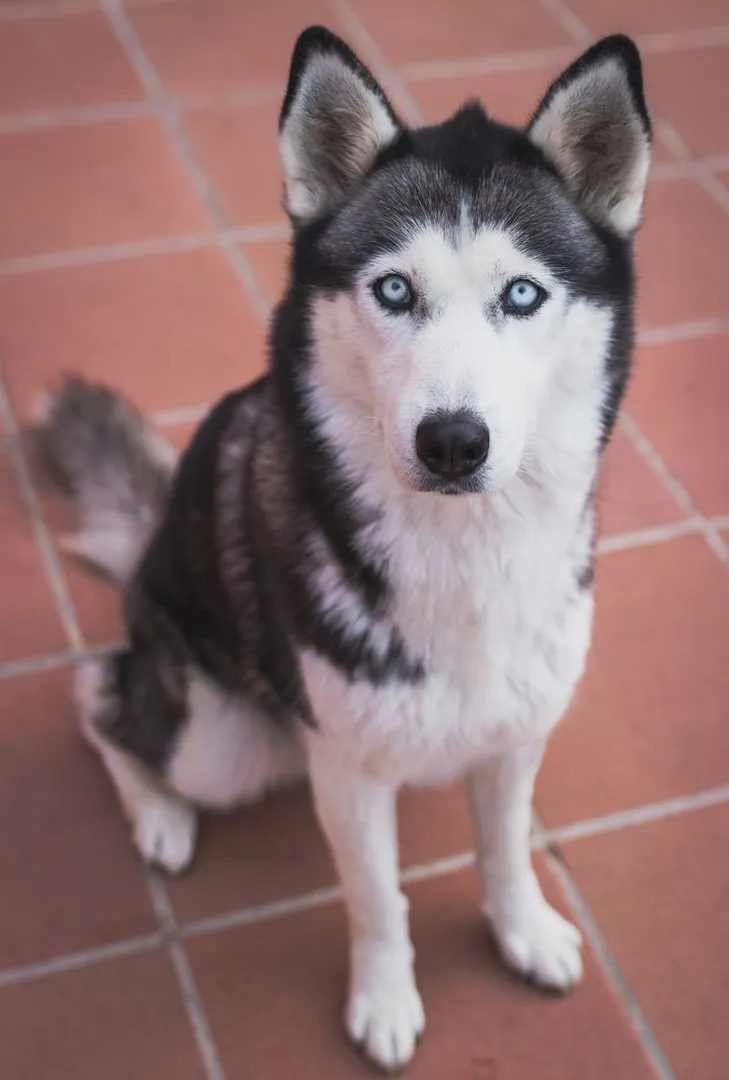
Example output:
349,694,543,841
276,27,650,497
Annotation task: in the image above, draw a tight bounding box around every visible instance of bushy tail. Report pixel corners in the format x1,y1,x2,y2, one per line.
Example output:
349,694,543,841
37,376,177,585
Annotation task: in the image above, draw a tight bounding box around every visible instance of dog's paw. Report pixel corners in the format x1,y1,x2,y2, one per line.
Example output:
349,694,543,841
134,797,197,875
346,942,425,1074
488,883,582,992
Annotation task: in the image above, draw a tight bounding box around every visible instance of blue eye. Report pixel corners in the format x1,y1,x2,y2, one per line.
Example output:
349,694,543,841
374,274,413,311
504,279,546,316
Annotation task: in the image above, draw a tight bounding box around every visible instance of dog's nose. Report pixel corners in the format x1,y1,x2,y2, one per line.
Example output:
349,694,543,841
415,414,490,479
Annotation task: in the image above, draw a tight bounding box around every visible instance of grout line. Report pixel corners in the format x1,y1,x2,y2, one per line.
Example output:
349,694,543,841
400,849,475,883
228,221,291,244
145,872,227,1080
101,0,271,321
541,784,729,847
648,160,697,182
543,850,678,1080
0,222,288,277
400,45,573,83
0,932,165,990
636,24,729,55
182,884,345,941
0,0,99,19
0,233,215,276
0,377,84,651
0,101,154,134
178,85,285,113
0,88,277,137
637,316,729,346
0,642,120,682
151,402,212,427
398,24,729,85
596,518,701,555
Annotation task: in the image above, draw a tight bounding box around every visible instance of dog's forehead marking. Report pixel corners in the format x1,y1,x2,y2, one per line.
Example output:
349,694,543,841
363,221,556,300
317,152,607,292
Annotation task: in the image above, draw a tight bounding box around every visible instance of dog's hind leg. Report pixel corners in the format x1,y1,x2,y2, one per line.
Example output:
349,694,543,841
76,659,198,874
76,652,305,874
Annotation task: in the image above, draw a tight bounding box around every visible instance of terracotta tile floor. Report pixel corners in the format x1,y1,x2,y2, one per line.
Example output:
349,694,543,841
1,1,728,1078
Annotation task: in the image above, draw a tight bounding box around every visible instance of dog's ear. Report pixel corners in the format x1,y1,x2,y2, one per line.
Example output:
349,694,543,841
279,26,403,225
528,36,651,236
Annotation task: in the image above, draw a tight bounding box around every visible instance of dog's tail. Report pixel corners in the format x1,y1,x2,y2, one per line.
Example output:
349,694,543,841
36,376,177,586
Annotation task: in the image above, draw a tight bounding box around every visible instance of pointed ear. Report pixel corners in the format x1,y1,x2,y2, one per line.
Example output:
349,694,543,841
528,36,651,236
279,26,403,225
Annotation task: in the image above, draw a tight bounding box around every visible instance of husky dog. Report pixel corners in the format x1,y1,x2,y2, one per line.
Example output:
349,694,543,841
39,26,650,1073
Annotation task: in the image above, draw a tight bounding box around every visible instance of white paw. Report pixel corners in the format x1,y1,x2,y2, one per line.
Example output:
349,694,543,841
134,798,197,874
346,943,425,1074
488,881,583,992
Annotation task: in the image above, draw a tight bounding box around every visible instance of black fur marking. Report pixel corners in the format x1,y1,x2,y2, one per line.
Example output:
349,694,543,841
136,388,250,689
575,493,597,592
577,559,595,591
101,636,187,771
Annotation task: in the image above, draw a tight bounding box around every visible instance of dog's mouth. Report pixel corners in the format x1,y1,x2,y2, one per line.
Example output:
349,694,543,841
406,470,489,497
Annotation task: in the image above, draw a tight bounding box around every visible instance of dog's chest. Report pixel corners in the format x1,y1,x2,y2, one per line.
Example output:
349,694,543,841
301,500,593,784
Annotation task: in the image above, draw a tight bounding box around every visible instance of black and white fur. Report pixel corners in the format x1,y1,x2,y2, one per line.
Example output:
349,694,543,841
39,28,650,1074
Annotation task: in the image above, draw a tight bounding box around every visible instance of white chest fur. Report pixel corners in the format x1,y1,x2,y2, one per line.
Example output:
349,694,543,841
300,479,594,786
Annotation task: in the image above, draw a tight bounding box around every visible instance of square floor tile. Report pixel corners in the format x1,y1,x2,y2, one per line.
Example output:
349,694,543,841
0,454,68,662
0,119,210,258
183,100,284,226
188,866,653,1079
244,236,290,309
0,12,143,115
0,668,158,969
566,0,729,36
597,425,684,537
0,249,266,424
537,535,729,826
167,782,473,925
351,0,571,69
636,179,729,328
645,45,729,159
626,334,729,517
129,0,345,96
565,803,729,1080
0,950,207,1080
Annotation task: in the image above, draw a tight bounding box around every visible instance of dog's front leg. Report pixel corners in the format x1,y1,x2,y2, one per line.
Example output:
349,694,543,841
308,748,424,1072
467,740,583,992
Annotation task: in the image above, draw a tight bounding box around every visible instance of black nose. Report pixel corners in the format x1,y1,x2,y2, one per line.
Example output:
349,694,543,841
415,413,490,480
